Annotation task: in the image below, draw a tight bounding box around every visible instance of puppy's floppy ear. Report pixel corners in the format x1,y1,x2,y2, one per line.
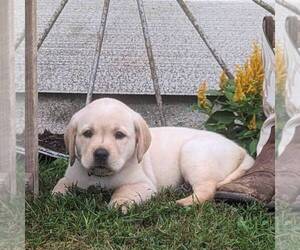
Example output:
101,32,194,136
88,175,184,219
134,113,152,163
64,117,77,166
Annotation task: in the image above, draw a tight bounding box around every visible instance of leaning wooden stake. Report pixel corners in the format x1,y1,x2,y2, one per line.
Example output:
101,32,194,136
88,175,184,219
16,0,69,50
86,0,111,105
25,0,39,196
136,0,167,126
37,0,69,50
176,0,234,80
0,0,16,198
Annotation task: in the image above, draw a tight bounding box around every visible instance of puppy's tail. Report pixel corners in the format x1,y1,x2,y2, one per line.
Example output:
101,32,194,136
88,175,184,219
239,152,255,171
217,152,254,188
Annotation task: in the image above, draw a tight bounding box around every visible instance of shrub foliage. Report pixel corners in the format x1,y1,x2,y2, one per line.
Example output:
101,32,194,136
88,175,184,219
197,43,266,156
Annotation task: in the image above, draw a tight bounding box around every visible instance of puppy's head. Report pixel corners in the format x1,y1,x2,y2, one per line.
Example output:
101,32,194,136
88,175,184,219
64,98,151,176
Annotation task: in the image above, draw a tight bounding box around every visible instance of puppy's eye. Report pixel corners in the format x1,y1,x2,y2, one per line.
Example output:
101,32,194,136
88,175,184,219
83,130,93,138
115,131,126,140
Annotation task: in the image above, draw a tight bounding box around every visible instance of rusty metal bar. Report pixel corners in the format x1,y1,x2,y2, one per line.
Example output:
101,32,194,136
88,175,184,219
176,0,234,80
25,0,39,196
86,0,111,105
276,0,300,15
252,0,275,15
136,0,167,126
17,146,68,160
37,0,69,50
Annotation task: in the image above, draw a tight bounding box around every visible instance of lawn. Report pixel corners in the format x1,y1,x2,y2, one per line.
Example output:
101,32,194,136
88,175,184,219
26,159,275,250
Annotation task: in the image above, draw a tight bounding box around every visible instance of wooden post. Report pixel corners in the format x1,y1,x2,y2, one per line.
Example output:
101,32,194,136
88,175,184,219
0,0,16,198
25,0,39,196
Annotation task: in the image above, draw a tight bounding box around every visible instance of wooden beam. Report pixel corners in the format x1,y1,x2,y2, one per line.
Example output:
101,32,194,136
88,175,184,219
0,0,16,198
25,0,39,196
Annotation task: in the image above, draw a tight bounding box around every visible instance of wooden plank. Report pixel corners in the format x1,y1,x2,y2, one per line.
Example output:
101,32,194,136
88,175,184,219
0,0,16,198
25,0,39,196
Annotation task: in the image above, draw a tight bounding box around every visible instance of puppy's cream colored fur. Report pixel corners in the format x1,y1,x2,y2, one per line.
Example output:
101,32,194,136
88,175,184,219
53,98,254,209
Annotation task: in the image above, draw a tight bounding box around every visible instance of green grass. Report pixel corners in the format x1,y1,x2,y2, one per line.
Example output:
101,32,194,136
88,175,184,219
26,159,275,249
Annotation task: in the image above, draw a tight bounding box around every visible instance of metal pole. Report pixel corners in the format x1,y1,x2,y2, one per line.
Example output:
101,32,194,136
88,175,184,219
176,0,234,80
86,0,111,105
252,0,275,15
25,0,39,196
136,0,167,126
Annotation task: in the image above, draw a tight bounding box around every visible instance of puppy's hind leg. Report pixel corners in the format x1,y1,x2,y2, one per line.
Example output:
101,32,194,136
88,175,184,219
176,138,227,206
176,181,217,206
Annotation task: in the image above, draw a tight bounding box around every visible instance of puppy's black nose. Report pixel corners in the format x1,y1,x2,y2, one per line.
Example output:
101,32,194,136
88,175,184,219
94,148,109,162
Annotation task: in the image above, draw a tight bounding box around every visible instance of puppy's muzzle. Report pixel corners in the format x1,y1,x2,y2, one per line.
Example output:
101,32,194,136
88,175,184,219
94,148,109,164
89,148,113,177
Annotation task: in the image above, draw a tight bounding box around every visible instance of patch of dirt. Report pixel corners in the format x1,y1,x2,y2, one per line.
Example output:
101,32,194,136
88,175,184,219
17,130,66,154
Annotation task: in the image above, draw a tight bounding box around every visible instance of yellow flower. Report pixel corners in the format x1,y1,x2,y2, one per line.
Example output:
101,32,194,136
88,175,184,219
197,81,209,109
233,66,246,102
248,115,257,130
233,79,246,102
247,42,264,94
275,45,287,95
219,71,228,90
233,42,264,100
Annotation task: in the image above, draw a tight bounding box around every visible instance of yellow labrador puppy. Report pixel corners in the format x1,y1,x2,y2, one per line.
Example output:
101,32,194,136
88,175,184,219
53,98,254,210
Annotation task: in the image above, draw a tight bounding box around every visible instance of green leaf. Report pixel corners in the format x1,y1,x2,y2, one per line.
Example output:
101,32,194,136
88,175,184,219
206,89,223,96
206,111,236,125
237,130,257,139
205,123,228,135
249,139,258,156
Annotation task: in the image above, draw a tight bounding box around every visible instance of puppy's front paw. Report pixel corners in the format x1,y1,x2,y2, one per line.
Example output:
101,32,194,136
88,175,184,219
52,185,68,196
52,177,72,195
109,199,133,214
176,197,193,207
